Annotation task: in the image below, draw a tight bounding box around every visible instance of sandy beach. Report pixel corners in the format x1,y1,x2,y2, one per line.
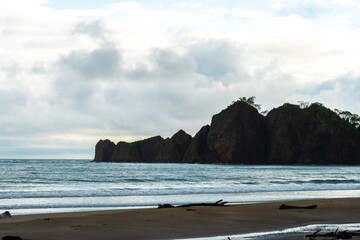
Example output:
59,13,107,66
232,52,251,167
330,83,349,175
1,198,360,240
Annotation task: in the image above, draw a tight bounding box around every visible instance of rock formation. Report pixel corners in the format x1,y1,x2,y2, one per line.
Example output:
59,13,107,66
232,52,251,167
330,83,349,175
94,130,192,163
206,102,267,164
94,101,360,165
266,103,360,164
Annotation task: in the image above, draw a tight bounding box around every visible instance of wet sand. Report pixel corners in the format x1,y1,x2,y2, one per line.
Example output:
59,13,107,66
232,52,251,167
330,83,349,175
1,198,360,240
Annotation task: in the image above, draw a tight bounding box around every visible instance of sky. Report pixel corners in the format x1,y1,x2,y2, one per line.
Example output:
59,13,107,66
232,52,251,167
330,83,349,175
1,0,360,159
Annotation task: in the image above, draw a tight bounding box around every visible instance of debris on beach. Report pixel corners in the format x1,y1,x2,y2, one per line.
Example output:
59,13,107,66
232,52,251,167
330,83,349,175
304,228,360,239
279,204,317,210
158,199,228,208
158,203,175,208
0,211,11,218
2,236,23,240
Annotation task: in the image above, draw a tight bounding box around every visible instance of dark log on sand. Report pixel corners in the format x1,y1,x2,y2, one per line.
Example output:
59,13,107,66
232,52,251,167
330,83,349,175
279,204,317,209
2,237,24,240
158,199,228,208
157,204,173,208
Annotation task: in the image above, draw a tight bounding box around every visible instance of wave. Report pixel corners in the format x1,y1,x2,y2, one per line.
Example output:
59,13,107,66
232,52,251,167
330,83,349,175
309,179,360,184
0,202,154,210
270,179,360,184
1,182,360,199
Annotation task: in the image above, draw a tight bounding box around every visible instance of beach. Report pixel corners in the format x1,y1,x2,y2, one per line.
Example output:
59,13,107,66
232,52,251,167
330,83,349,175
1,198,360,240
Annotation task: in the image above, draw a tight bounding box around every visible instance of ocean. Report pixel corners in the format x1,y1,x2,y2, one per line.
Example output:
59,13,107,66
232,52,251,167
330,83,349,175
1,159,360,215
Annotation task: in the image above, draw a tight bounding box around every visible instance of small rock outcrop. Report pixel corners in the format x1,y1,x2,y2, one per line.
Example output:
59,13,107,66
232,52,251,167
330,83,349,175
93,101,360,165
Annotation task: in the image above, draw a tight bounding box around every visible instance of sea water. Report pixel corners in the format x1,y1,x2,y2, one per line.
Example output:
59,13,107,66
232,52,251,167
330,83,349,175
0,159,360,215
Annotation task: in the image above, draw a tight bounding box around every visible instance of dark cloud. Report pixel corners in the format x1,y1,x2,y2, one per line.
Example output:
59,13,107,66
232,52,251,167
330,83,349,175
91,40,251,135
52,39,245,137
124,63,150,79
59,44,122,80
53,44,123,114
151,48,196,77
124,39,246,86
189,39,243,79
124,48,195,80
73,20,107,40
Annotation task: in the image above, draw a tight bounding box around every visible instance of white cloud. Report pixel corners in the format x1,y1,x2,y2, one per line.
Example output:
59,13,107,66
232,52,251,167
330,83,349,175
331,0,358,7
207,8,269,19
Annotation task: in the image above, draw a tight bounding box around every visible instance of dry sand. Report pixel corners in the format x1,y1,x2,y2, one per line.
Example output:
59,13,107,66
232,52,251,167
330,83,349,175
1,198,360,240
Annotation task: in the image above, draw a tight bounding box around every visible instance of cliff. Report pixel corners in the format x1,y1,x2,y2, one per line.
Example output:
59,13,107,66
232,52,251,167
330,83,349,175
94,101,360,165
266,103,360,164
94,130,191,163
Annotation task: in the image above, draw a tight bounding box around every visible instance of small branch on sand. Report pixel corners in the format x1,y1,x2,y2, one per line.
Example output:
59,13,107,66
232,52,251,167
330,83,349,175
279,204,317,210
158,199,228,208
304,229,360,239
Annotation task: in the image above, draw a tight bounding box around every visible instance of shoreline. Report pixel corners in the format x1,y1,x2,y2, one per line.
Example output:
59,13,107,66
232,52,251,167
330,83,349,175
1,198,360,240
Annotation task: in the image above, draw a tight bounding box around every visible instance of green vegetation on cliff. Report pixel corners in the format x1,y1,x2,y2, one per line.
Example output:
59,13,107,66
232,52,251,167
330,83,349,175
128,136,159,152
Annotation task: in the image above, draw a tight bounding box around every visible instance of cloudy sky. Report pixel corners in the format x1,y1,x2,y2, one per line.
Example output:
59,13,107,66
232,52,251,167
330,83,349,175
1,0,360,159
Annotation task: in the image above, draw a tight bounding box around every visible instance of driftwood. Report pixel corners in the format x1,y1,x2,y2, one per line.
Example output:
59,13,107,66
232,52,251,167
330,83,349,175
2,237,24,240
158,199,228,208
279,204,317,210
304,229,360,239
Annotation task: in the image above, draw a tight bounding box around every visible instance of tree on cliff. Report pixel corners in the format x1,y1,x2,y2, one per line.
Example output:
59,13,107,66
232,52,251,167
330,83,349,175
334,109,360,129
234,96,261,111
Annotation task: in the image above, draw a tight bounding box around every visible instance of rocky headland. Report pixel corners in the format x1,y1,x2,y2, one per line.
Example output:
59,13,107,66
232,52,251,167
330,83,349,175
94,100,360,164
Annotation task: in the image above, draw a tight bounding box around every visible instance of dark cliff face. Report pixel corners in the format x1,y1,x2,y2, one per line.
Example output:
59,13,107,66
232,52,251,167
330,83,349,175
266,103,360,164
94,101,360,165
156,130,192,162
95,130,192,163
111,136,164,162
183,125,211,163
94,139,115,162
207,102,267,164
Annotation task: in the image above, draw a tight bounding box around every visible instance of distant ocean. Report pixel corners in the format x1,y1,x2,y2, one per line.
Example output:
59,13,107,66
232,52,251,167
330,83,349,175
1,159,360,215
